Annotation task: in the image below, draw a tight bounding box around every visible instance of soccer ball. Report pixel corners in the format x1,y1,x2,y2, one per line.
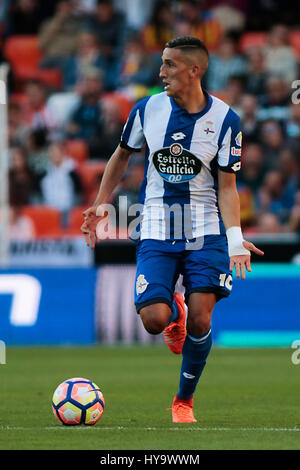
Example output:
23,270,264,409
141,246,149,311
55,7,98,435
52,377,105,425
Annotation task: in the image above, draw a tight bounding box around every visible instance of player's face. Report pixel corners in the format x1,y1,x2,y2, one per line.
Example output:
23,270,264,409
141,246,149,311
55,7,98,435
159,48,192,98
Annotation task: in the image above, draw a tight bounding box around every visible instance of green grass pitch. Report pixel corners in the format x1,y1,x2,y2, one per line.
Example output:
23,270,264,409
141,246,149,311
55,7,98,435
0,345,299,450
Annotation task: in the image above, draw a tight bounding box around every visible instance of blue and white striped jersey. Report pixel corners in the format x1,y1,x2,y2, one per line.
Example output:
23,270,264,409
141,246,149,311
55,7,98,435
120,91,242,241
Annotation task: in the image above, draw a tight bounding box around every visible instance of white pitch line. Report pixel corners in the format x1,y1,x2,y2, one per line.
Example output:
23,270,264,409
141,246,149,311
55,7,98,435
1,426,300,432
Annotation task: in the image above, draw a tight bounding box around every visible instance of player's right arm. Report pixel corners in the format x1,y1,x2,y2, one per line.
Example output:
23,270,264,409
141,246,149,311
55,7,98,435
81,145,132,248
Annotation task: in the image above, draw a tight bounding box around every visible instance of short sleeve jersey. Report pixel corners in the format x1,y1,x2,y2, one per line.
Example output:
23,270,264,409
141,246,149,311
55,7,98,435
121,91,242,241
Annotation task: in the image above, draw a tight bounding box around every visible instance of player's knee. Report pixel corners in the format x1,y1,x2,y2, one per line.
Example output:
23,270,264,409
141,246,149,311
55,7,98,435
187,310,212,336
140,305,169,335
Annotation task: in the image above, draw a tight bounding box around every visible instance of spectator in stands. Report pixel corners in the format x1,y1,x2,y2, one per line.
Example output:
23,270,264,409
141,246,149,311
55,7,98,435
245,47,267,98
255,212,283,234
140,0,175,54
118,34,161,93
257,76,290,123
39,0,85,68
238,142,266,194
0,0,10,26
9,146,36,206
38,139,83,224
22,79,58,133
4,0,46,37
285,103,300,153
66,67,104,159
24,128,49,177
264,24,298,85
246,0,288,31
73,0,97,15
208,2,245,34
287,191,300,233
239,94,259,143
278,148,300,195
225,75,245,116
8,102,30,147
174,0,223,52
206,35,246,91
256,170,296,224
112,163,145,228
91,97,124,160
85,0,127,64
61,30,108,90
259,119,285,170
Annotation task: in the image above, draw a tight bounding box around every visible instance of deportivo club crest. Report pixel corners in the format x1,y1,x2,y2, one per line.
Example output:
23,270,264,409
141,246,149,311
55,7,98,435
136,274,149,295
170,143,183,156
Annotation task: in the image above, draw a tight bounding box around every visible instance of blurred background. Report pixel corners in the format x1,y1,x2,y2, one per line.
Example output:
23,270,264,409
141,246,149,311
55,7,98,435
0,0,299,348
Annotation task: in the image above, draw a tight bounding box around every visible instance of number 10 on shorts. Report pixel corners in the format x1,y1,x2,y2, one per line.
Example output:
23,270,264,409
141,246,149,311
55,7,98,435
219,273,233,291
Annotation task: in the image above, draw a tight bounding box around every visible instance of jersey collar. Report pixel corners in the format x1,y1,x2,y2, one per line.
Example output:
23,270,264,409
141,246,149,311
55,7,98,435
169,90,213,119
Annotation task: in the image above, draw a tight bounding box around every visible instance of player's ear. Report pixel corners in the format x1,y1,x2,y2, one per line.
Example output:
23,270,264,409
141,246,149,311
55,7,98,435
189,64,201,79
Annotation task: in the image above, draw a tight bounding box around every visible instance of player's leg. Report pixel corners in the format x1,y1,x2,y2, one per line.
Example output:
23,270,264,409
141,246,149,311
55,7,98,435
171,234,231,422
171,292,216,423
177,292,216,400
140,302,171,335
135,240,181,335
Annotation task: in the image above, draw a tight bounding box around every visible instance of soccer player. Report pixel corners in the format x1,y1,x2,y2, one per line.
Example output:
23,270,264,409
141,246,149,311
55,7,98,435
81,36,264,423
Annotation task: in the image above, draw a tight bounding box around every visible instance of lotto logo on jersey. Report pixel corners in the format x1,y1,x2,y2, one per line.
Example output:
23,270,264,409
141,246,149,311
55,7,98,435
152,145,202,184
231,161,241,172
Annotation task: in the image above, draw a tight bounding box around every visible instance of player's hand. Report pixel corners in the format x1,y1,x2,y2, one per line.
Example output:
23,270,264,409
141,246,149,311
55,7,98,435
80,206,105,249
230,240,264,280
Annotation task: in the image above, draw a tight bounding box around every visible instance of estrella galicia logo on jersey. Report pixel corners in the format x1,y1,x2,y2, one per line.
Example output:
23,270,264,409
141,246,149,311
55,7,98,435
153,145,202,184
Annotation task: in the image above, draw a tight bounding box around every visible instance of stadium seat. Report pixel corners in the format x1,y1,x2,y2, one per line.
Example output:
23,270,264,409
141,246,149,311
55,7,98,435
238,32,267,53
77,161,106,187
77,161,106,202
35,68,62,90
21,206,63,238
4,35,43,81
102,92,134,123
65,139,89,164
67,206,87,235
9,93,28,106
290,31,300,57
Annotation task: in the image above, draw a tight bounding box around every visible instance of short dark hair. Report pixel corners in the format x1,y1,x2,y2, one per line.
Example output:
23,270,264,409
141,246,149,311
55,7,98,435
165,36,209,59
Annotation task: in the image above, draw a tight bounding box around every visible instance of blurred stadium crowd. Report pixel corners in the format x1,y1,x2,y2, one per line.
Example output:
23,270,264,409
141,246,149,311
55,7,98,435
1,0,300,239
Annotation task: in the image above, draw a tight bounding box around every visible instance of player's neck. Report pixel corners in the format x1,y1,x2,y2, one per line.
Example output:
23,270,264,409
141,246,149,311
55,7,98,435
173,86,206,114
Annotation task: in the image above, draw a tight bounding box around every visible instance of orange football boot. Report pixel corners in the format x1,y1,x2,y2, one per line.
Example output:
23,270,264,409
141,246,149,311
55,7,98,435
171,395,197,423
163,292,186,354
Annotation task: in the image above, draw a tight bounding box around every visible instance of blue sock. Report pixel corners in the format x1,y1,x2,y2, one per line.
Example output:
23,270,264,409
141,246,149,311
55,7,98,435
167,298,179,325
177,329,212,400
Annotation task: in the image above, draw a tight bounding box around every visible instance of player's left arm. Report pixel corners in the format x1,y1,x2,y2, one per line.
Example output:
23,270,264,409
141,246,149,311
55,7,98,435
218,170,264,279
